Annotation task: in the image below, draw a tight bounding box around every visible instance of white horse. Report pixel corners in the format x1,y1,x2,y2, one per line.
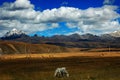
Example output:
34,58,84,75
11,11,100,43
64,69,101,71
54,67,69,78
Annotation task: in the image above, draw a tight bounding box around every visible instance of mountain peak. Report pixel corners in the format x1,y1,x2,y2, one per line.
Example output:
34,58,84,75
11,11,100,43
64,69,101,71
110,31,120,37
113,31,118,33
1,28,27,39
12,28,17,32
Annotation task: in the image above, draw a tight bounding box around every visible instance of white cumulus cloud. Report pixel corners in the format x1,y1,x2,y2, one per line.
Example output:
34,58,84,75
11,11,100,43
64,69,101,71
0,0,120,36
103,0,115,5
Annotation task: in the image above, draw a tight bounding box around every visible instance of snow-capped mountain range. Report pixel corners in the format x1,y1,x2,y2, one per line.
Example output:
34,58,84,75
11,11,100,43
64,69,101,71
1,28,120,41
0,28,120,48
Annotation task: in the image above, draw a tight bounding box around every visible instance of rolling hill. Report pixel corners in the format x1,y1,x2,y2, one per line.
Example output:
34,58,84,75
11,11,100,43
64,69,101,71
0,41,68,54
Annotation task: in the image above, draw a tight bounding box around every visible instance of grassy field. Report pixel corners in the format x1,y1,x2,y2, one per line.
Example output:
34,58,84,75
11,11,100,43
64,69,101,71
0,52,120,80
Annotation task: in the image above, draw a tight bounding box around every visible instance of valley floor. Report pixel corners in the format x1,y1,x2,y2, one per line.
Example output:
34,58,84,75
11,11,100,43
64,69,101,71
0,52,120,80
0,52,120,60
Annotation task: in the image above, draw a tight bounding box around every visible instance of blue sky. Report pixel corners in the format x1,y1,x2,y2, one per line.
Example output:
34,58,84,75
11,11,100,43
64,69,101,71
0,0,119,11
0,0,120,36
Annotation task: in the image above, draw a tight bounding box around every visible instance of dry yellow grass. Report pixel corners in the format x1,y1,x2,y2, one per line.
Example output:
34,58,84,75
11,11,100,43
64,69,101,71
0,52,120,80
0,54,120,80
0,52,120,60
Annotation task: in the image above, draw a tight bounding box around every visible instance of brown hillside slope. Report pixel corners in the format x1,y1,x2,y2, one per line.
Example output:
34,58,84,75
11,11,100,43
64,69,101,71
0,41,68,54
0,41,120,54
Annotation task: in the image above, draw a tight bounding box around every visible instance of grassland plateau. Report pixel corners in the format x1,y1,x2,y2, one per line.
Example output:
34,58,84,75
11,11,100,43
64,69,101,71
0,52,120,80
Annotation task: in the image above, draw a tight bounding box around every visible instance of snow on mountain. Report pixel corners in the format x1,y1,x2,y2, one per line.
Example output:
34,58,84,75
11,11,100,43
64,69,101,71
100,31,120,41
109,31,120,37
3,28,26,37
